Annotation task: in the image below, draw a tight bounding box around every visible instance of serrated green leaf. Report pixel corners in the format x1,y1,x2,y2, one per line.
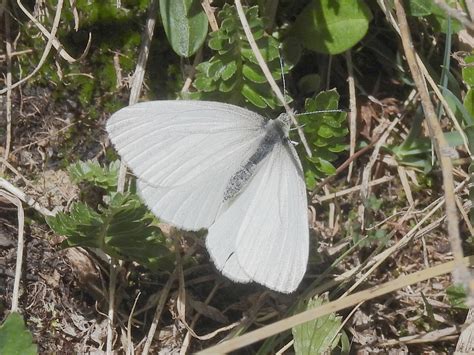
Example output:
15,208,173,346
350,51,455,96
208,36,224,51
47,193,173,271
328,143,347,153
68,160,119,190
208,60,225,79
317,125,335,138
242,84,267,108
0,313,37,355
465,89,474,117
193,76,217,92
218,79,238,92
159,0,208,57
221,60,237,80
242,64,267,83
294,0,372,54
192,3,288,110
292,296,342,354
317,158,336,175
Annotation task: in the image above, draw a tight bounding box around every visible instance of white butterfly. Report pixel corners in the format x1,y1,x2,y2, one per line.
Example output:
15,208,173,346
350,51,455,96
106,100,309,293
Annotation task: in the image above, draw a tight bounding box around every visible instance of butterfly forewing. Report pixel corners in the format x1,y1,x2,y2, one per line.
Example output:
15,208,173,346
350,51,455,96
107,101,268,230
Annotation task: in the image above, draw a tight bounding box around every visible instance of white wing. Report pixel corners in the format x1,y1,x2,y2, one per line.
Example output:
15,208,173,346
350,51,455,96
206,141,309,293
106,100,268,230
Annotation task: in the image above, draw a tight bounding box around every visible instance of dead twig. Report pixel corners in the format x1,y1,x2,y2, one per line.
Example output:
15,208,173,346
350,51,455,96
0,177,54,216
0,190,25,312
1,6,12,175
345,50,357,182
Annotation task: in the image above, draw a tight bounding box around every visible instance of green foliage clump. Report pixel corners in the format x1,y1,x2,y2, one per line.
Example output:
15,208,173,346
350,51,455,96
190,4,289,110
292,295,345,354
296,90,348,187
47,161,174,272
68,159,120,190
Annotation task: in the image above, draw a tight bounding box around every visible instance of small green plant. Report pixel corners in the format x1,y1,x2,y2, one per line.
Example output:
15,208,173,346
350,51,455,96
292,295,344,354
47,161,174,272
190,4,290,110
296,90,348,188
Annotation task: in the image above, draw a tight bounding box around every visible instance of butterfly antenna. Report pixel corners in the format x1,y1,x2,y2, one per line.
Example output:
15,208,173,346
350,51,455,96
296,108,349,116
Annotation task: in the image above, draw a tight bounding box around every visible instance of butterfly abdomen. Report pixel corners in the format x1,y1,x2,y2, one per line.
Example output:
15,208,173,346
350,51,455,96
223,119,286,201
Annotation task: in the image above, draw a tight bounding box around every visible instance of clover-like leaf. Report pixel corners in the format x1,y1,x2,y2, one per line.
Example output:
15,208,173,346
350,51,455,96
0,313,37,355
292,296,342,354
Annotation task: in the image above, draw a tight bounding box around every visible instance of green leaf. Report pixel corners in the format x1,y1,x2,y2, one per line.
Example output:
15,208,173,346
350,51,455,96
242,64,267,83
47,193,173,271
68,160,120,191
462,55,474,87
446,284,468,309
317,158,336,175
298,74,321,95
242,84,267,108
464,89,474,117
406,0,434,16
0,313,37,355
293,0,372,55
442,86,474,126
292,296,342,354
221,60,238,81
429,2,463,34
192,4,289,110
296,90,347,179
159,0,208,57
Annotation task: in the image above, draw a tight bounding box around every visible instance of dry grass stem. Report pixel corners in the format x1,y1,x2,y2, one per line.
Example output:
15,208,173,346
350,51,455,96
394,0,465,287
2,6,12,176
198,256,474,354
234,0,312,157
141,271,177,355
312,176,394,203
345,50,357,181
0,177,54,216
0,190,25,312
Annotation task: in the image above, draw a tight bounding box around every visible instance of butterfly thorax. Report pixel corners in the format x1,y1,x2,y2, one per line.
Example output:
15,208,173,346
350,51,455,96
223,118,287,201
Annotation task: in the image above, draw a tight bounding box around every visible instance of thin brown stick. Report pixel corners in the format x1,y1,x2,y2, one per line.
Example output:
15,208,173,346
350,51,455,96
16,0,87,63
1,6,12,176
0,49,33,60
129,0,159,105
0,191,25,312
179,283,220,354
201,0,219,32
394,0,465,283
106,260,118,355
141,271,177,355
234,0,312,157
0,177,54,216
345,50,357,181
